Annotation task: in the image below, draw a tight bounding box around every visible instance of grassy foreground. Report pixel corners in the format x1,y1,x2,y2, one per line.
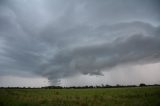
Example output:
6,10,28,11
0,87,160,106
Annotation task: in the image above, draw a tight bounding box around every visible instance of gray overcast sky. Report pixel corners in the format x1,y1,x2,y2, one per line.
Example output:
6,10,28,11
0,0,160,87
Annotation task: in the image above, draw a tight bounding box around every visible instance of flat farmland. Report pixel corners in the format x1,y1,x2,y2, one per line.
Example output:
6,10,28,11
0,87,160,106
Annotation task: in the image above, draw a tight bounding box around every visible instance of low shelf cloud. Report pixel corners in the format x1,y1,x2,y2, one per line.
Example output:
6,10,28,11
0,0,160,86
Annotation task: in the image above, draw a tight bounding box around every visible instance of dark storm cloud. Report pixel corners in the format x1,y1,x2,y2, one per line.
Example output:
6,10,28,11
37,22,160,84
0,0,160,85
42,23,160,77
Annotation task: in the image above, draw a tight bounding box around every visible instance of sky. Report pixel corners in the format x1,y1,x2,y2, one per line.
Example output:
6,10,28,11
0,0,160,87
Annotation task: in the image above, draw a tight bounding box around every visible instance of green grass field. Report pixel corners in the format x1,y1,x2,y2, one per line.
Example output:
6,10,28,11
0,87,160,106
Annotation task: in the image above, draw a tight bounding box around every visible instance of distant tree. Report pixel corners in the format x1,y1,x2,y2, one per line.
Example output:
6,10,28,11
104,84,111,88
116,84,121,87
139,83,146,87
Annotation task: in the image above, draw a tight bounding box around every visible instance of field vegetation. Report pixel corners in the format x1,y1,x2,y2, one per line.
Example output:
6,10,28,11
0,86,160,106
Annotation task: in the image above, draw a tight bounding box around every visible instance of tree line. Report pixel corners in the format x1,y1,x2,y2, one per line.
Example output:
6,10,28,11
0,83,160,89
